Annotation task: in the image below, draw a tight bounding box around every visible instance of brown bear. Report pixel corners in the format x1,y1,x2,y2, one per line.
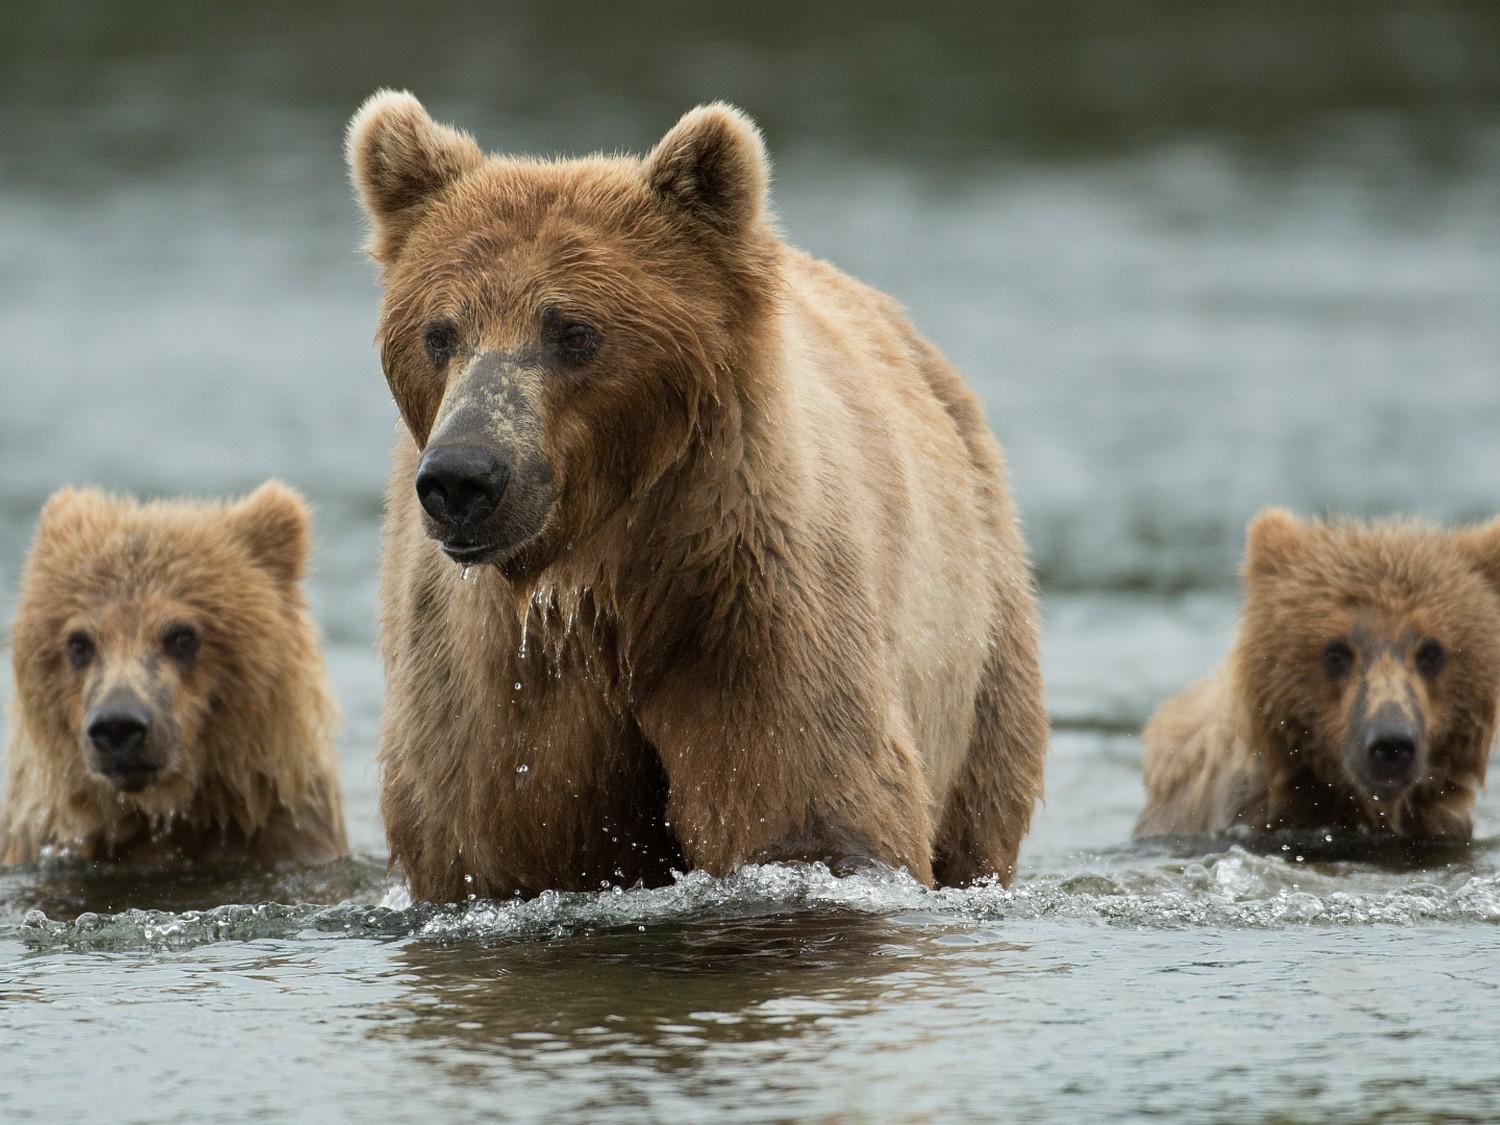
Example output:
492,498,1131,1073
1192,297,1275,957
346,91,1048,902
1136,509,1500,841
0,484,348,865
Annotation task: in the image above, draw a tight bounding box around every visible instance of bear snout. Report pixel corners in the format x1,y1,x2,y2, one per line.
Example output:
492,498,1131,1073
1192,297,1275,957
413,437,554,566
414,350,556,567
1352,710,1424,800
84,693,162,792
416,444,511,529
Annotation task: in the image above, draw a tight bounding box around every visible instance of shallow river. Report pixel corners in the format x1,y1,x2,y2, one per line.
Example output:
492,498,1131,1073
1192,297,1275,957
2,4,1499,1122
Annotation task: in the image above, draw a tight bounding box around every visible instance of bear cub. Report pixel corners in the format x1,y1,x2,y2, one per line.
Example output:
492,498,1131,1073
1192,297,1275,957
1136,508,1500,841
1,484,347,865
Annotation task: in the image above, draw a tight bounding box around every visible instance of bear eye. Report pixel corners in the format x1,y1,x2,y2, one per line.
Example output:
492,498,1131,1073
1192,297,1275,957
423,322,458,366
556,322,600,366
64,632,94,670
1321,639,1355,681
163,624,201,665
1415,639,1445,680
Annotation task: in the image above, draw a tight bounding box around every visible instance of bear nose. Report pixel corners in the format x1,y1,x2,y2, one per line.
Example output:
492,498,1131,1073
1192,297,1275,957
415,445,510,527
1365,732,1417,777
86,705,151,759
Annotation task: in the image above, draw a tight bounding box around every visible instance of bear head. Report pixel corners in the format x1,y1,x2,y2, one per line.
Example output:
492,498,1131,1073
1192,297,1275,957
346,91,777,577
1234,508,1500,821
9,484,313,815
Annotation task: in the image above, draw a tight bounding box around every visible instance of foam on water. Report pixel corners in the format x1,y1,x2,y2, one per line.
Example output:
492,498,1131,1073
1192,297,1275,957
13,848,1500,955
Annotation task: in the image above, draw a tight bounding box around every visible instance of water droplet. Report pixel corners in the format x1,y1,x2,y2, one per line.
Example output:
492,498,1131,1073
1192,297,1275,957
516,764,529,774
514,681,523,691
460,565,472,581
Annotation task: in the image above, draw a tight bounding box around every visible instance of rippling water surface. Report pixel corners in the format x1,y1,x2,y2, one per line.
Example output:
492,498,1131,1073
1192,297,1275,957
2,3,1499,1122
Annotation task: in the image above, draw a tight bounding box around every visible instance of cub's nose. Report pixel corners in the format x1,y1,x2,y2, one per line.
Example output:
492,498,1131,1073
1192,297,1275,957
415,444,510,527
1365,730,1417,782
86,705,150,759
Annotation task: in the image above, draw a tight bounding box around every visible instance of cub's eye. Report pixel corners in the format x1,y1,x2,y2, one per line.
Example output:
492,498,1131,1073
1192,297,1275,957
423,322,458,365
163,624,201,664
1415,639,1445,680
556,322,600,365
1321,639,1355,681
64,632,94,670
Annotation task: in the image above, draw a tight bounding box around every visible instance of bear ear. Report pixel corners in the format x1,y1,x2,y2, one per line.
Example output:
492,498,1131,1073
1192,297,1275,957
1244,507,1308,581
346,89,483,264
35,487,112,541
643,102,769,236
1454,516,1500,593
233,482,312,587
37,487,87,533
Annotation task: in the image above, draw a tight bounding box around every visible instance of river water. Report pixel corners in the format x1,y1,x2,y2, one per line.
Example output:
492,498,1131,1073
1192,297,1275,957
2,3,1499,1122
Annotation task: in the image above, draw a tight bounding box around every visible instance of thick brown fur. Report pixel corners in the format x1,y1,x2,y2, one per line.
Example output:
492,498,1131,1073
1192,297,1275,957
0,484,347,865
348,91,1047,901
1137,509,1500,840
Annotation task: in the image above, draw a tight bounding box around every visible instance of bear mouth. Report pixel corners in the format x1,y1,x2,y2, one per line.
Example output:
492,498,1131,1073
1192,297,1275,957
1361,772,1414,803
436,521,548,571
100,763,163,794
440,538,502,565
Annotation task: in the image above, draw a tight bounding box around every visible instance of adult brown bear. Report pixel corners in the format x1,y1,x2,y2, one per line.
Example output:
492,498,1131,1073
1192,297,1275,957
347,92,1047,901
1136,509,1500,841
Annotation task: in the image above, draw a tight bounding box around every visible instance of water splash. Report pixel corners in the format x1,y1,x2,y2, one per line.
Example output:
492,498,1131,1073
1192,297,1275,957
13,851,1500,953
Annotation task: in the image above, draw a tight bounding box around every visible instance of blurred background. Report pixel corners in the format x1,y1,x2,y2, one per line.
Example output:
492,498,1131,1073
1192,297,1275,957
1,1,1498,852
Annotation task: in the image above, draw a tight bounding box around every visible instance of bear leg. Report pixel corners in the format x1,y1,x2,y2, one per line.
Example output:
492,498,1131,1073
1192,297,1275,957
932,615,1047,887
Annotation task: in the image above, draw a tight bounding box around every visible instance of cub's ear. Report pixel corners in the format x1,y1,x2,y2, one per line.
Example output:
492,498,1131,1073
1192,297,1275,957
37,487,87,533
346,89,483,264
233,482,312,587
644,102,769,236
1244,507,1307,581
35,486,111,541
1454,516,1500,592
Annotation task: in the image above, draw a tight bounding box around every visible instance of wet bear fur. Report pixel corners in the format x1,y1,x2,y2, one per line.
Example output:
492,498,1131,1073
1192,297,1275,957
0,485,347,865
1137,509,1500,841
348,92,1047,900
